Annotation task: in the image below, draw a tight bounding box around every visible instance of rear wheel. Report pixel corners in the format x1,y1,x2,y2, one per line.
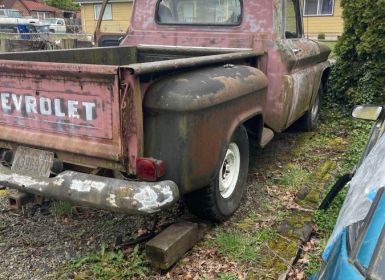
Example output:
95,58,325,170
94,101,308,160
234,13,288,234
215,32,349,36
184,125,249,222
300,82,323,131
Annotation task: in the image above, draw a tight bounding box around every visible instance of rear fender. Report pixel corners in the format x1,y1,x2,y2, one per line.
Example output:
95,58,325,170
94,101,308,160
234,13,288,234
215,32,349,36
310,61,331,105
143,65,268,194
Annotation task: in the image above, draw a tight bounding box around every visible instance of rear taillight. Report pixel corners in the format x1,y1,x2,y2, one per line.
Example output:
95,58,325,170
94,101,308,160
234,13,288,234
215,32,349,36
136,158,165,181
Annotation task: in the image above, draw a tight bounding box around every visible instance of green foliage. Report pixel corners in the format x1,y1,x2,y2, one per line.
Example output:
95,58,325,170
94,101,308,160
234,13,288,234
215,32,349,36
207,228,276,262
274,163,309,190
200,273,238,280
216,273,238,280
302,112,371,277
45,0,79,11
52,200,75,218
68,245,149,280
317,33,325,40
329,0,385,106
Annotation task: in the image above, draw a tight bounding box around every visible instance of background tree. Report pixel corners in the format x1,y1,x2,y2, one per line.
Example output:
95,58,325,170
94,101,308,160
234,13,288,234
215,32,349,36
45,0,79,11
329,0,385,106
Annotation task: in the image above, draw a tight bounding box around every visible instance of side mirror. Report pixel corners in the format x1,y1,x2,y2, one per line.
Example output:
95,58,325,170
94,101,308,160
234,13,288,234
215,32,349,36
353,105,383,121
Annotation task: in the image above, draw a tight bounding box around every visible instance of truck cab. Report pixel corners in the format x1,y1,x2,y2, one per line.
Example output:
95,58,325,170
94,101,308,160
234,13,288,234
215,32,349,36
100,0,330,132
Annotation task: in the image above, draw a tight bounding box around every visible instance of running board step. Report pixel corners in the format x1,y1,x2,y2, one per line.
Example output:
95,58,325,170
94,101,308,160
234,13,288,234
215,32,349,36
260,127,274,148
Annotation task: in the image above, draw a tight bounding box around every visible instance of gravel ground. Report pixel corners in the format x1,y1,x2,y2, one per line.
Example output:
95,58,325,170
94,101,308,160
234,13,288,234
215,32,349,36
0,194,182,280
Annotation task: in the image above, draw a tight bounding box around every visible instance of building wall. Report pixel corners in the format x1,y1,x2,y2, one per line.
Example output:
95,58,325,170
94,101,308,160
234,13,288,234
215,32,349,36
302,0,343,39
80,2,132,34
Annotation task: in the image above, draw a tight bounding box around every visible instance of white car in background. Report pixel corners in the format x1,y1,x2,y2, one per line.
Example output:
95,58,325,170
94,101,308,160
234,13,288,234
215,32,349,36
0,9,38,24
43,18,66,33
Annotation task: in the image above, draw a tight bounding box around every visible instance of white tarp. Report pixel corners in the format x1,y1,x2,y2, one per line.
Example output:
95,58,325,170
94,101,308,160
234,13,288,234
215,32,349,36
323,132,385,260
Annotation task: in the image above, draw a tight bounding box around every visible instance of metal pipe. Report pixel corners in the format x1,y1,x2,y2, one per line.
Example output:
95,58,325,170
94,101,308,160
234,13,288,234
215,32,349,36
0,166,179,215
125,50,264,75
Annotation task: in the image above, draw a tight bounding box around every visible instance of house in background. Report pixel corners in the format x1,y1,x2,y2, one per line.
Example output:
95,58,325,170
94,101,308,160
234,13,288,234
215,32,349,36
0,0,62,20
75,0,133,34
302,0,343,40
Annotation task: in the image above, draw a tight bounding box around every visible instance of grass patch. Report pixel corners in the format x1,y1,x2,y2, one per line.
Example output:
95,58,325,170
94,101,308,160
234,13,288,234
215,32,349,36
52,200,75,218
201,272,238,280
301,111,371,277
274,163,310,190
302,191,346,277
64,245,149,280
207,228,276,263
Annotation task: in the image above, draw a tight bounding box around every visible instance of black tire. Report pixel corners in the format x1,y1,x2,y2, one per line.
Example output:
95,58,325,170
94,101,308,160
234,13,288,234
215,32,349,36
184,125,249,222
300,82,323,131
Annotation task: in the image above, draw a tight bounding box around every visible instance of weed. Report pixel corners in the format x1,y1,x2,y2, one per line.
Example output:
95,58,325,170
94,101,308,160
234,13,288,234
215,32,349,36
208,228,276,263
67,229,86,240
274,164,309,191
200,272,238,280
216,272,238,280
52,200,75,218
67,245,149,280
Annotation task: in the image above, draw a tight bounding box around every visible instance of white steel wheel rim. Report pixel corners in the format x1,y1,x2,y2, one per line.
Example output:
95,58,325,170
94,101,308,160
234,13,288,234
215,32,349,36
311,94,320,122
219,142,241,199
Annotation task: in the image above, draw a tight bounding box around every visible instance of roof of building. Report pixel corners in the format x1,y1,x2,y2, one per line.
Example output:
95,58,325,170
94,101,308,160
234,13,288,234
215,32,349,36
0,0,17,9
21,0,60,12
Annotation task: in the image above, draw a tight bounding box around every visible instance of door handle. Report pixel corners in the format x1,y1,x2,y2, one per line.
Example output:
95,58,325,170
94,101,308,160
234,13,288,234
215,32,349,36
292,48,303,55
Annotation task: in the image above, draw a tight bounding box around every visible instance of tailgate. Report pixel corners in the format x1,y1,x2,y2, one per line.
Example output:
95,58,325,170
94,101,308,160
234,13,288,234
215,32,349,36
0,60,124,166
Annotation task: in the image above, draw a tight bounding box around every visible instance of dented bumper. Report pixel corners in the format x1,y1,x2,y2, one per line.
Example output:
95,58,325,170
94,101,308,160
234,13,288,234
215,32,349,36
0,165,179,215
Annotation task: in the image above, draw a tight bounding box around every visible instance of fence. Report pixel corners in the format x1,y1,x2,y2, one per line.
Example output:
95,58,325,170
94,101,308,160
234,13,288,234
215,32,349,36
0,32,94,52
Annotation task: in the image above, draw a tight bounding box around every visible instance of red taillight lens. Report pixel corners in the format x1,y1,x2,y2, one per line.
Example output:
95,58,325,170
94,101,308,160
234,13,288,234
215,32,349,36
136,158,165,181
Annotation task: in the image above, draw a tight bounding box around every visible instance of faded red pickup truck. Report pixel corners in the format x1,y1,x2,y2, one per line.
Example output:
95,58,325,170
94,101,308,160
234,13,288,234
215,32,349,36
0,0,330,222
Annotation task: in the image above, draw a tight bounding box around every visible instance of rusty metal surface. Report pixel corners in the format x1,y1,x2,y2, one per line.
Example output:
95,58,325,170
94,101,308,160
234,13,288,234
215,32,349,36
126,51,263,75
0,164,179,214
122,0,331,133
0,46,137,65
0,60,122,162
143,65,267,193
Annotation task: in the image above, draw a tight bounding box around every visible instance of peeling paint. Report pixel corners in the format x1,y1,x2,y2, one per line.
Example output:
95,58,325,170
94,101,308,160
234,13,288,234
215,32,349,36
70,180,106,192
107,193,118,207
133,185,174,213
53,178,65,186
0,173,49,188
0,164,179,215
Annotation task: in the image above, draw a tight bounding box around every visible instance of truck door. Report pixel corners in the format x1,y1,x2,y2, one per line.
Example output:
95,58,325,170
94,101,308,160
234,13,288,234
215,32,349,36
283,0,320,126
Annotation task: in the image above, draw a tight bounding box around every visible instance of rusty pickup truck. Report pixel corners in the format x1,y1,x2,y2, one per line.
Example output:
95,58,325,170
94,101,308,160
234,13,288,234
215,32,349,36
0,0,330,222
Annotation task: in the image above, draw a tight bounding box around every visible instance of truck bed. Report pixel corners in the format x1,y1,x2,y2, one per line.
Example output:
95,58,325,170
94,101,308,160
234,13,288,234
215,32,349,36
0,45,260,173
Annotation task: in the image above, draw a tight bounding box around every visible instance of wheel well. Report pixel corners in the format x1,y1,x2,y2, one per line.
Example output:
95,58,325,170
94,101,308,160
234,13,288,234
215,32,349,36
243,114,264,142
321,67,331,94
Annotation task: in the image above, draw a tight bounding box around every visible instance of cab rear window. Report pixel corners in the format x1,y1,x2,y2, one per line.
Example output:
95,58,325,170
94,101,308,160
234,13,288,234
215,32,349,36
156,0,242,25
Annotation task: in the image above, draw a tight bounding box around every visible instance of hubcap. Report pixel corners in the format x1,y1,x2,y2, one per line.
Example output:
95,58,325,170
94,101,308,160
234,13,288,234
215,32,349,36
219,142,241,199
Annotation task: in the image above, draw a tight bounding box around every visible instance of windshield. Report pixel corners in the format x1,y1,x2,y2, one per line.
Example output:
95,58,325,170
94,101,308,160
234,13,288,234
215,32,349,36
157,0,242,25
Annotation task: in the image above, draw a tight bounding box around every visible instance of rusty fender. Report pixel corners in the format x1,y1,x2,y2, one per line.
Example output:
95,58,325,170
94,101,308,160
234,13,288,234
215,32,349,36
0,165,179,214
143,65,268,194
